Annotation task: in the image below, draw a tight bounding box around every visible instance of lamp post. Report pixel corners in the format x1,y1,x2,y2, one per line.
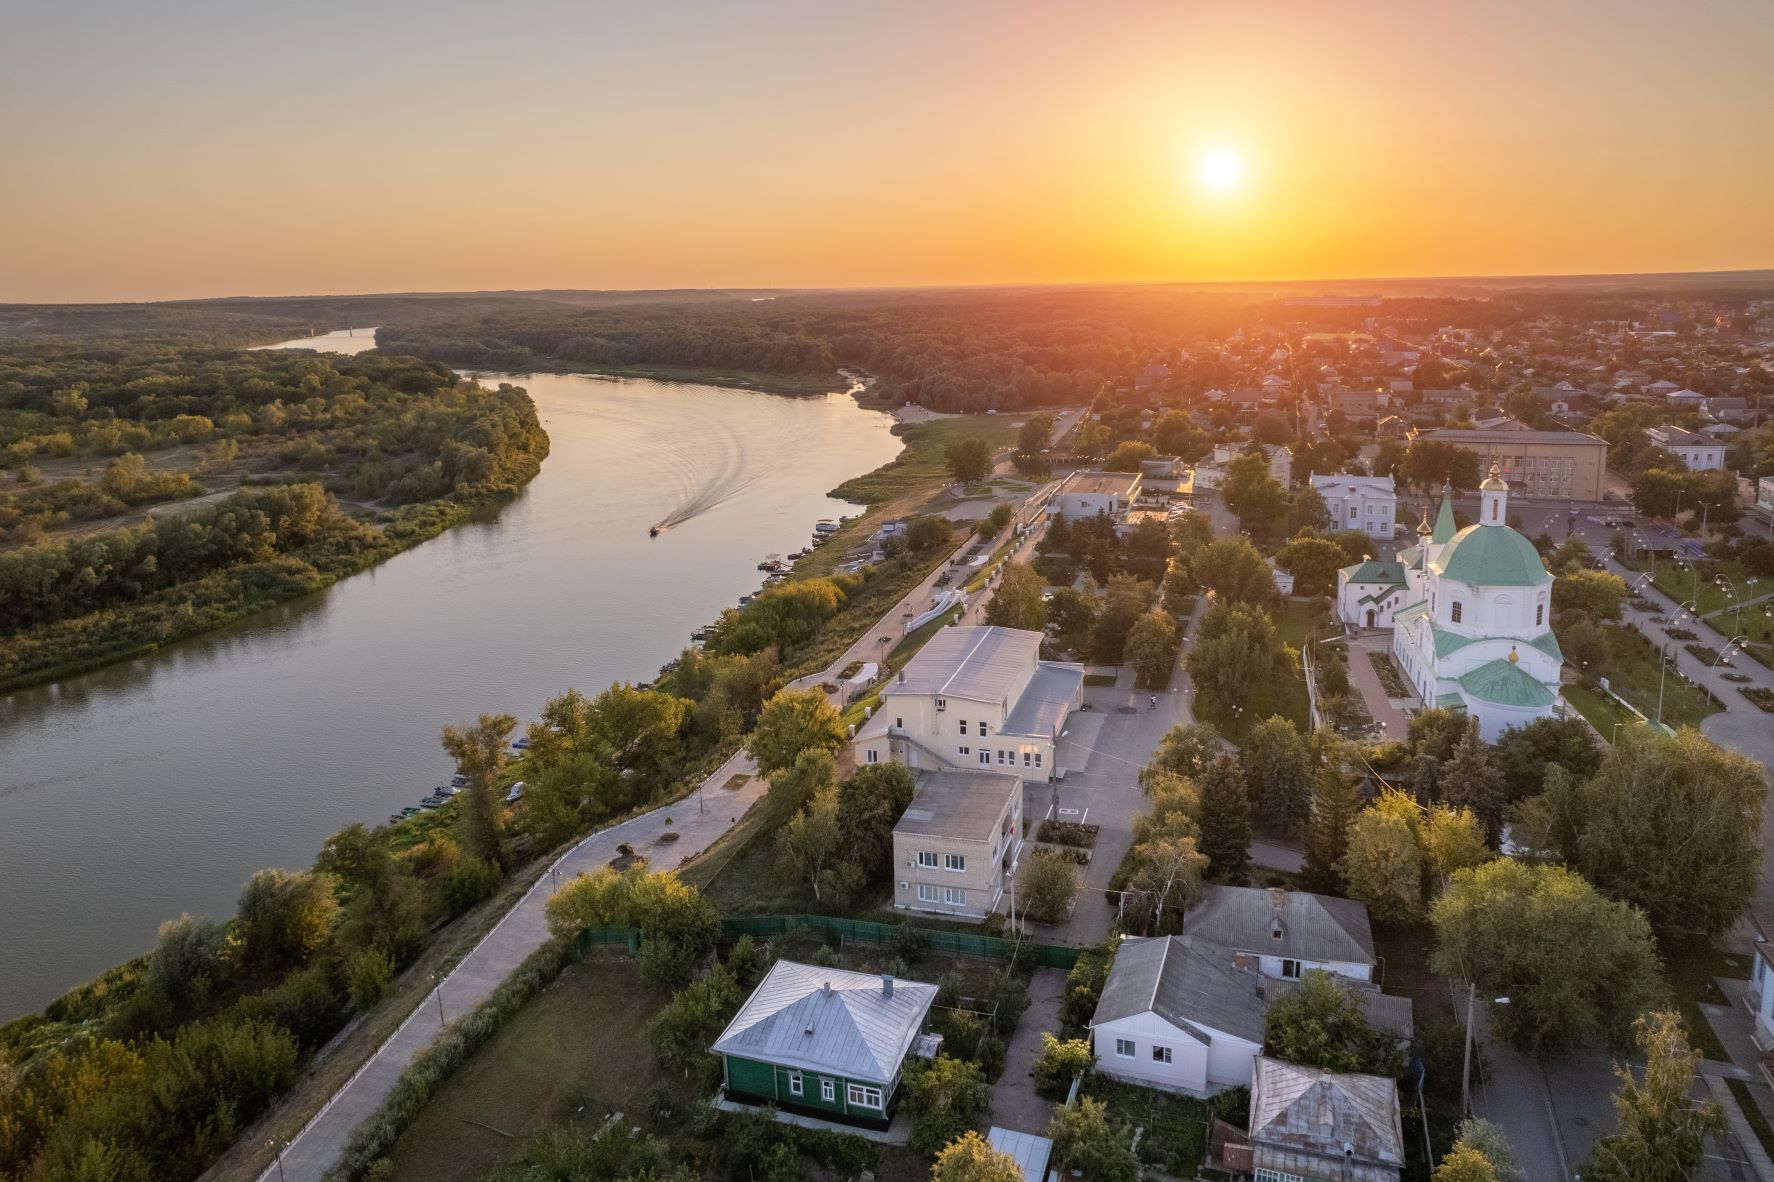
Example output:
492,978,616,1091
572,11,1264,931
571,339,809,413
271,1140,288,1182
1714,636,1749,669
1461,986,1510,1116
1660,600,1698,726
431,973,446,1030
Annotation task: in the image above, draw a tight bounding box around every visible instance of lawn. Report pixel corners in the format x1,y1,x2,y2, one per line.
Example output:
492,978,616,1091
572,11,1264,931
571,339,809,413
1561,683,1641,741
1619,554,1751,617
829,417,1020,507
1665,938,1751,1064
1596,623,1722,728
386,956,671,1182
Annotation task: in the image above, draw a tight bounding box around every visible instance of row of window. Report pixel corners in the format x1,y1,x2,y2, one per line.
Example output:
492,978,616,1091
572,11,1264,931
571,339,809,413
1113,1038,1172,1064
784,1071,883,1110
1254,1170,1306,1182
917,883,966,906
916,851,966,872
1444,599,1545,627
963,747,1042,768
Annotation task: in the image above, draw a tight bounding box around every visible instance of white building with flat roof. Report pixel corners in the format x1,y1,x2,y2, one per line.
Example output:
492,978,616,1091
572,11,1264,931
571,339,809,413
1647,425,1726,471
1054,469,1140,521
1310,473,1397,539
891,770,1023,920
854,626,1083,780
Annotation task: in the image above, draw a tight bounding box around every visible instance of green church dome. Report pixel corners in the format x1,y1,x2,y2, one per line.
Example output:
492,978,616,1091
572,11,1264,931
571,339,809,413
1437,524,1550,587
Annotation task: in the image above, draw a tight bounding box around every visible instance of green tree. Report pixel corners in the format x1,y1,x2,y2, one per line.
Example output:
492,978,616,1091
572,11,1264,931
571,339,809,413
1302,738,1362,893
1046,585,1099,652
1197,536,1280,607
1196,752,1252,884
765,746,837,823
1089,573,1158,663
1435,1145,1503,1182
1032,1034,1097,1097
1103,440,1155,472
1430,861,1662,1054
1242,715,1312,836
1143,721,1223,785
646,964,742,1070
909,514,955,551
1553,569,1627,621
1400,440,1481,494
1276,535,1348,596
236,869,337,972
1018,412,1055,457
345,947,394,1010
1121,834,1207,934
1019,851,1083,925
627,870,722,987
442,711,517,868
147,914,226,1010
1443,1119,1523,1182
984,562,1048,632
1339,798,1424,924
983,502,1015,535
1584,1011,1724,1182
1570,726,1766,943
904,1056,991,1155
777,782,854,905
1046,1097,1137,1182
1224,453,1290,534
837,761,918,881
1493,716,1600,800
933,1130,1024,1182
1438,720,1505,845
1125,609,1179,689
749,687,846,778
1263,969,1405,1077
945,438,995,483
1187,601,1293,716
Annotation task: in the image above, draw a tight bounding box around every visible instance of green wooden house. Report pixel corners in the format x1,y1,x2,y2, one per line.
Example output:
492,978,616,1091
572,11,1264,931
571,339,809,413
712,960,938,1129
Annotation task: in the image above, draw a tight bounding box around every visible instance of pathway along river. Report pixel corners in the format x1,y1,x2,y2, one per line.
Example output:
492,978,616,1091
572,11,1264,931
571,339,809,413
0,333,901,1015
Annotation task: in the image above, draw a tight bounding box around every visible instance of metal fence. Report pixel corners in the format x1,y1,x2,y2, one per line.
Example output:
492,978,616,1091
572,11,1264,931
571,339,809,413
573,915,1080,968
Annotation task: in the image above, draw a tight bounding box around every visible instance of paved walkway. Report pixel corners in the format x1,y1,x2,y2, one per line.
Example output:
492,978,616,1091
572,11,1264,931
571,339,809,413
262,748,767,1182
991,966,1067,1134
1344,632,1415,740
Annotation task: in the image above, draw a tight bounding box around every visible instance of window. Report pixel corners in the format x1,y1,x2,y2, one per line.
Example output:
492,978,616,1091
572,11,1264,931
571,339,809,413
1114,1039,1135,1058
1451,600,1463,623
847,1083,883,1109
1281,959,1302,979
944,887,966,905
1536,603,1544,626
895,717,903,729
917,883,939,903
1255,1171,1306,1182
822,1078,836,1103
1023,750,1032,767
979,750,991,765
997,749,1007,765
1151,1045,1172,1064
945,853,966,872
934,697,946,712
866,749,878,764
787,1071,803,1097
959,720,969,735
917,851,938,869
958,745,971,756
980,723,989,737
1035,752,1042,768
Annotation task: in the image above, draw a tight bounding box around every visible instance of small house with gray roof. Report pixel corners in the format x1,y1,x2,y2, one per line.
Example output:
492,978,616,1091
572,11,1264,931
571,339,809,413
1183,886,1377,985
713,960,938,1129
853,626,1083,780
1248,1057,1404,1182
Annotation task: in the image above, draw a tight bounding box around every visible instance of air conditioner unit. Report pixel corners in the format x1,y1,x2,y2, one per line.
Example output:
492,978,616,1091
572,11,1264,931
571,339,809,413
898,881,908,890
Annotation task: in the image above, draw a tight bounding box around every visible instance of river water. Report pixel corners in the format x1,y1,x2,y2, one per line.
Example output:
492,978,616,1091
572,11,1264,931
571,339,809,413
0,337,900,1015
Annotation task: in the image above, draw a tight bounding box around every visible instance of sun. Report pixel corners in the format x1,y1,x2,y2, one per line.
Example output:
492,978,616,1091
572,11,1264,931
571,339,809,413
1198,148,1244,192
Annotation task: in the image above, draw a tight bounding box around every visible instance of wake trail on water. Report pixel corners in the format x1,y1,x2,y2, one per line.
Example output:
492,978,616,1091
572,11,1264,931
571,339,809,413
651,415,782,532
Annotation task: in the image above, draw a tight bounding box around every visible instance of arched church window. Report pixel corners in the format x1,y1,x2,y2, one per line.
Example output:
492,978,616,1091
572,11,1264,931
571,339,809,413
1536,603,1544,626
1451,601,1463,623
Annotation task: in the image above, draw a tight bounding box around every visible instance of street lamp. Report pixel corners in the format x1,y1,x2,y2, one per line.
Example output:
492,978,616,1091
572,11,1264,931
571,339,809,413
1461,987,1511,1116
430,973,446,1030
270,1139,288,1182
1714,636,1749,669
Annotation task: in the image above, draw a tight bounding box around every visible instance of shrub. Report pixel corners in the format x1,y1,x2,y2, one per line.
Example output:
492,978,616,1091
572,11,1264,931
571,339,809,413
1018,851,1082,924
1034,1033,1096,1098
346,948,395,1011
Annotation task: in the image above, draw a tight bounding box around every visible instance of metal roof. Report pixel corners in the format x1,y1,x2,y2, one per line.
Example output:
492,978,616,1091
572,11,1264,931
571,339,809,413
1002,662,1085,737
1438,524,1551,587
1458,657,1557,708
1342,559,1406,587
711,960,938,1085
894,771,1021,843
1249,1057,1405,1166
890,626,1040,702
986,1128,1053,1182
1184,886,1377,967
1089,935,1269,1044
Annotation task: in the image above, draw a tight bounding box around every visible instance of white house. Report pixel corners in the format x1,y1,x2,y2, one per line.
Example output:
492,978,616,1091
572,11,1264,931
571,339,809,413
1310,473,1397,539
853,626,1084,780
1647,425,1726,471
1389,466,1565,739
890,771,1022,921
1335,558,1410,630
1182,886,1378,985
1053,469,1140,522
1089,936,1268,1095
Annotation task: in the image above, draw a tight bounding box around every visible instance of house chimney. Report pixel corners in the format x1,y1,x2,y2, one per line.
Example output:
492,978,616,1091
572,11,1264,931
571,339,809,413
882,975,893,999
1270,887,1287,909
822,981,833,996
897,669,906,685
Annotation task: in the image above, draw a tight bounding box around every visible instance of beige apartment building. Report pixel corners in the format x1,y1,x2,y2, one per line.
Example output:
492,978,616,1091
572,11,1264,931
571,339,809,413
891,771,1023,921
1418,424,1610,501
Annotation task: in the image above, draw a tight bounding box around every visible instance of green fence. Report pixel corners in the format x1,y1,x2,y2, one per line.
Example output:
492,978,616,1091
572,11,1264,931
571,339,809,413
719,914,1080,969
573,915,1080,968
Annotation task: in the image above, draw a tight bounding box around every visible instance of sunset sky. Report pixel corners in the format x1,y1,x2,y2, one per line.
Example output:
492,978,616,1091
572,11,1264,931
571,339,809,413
4,0,1771,303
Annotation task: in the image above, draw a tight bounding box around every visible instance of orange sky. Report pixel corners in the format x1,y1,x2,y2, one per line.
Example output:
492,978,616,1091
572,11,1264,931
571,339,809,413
3,0,1771,302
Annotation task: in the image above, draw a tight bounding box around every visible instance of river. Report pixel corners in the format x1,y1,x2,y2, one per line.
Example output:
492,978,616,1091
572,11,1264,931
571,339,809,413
0,335,901,1015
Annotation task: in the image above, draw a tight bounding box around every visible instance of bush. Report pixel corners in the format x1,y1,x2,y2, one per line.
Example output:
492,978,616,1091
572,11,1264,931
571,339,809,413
1060,944,1115,1035
441,857,502,916
1034,1033,1096,1098
904,1055,992,1156
346,947,395,1011
1019,850,1082,924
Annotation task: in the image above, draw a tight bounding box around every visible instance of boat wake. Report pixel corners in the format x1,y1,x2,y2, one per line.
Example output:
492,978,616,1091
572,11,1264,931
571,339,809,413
651,418,777,532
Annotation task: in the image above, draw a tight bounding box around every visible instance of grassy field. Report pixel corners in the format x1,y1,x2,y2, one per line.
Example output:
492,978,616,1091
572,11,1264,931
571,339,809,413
1561,683,1641,741
1599,623,1722,727
1619,554,1750,617
386,956,670,1182
1664,938,1750,1064
828,417,1021,507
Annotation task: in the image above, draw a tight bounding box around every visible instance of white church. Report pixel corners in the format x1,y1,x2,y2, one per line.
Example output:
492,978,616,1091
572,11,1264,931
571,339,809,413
1335,464,1564,739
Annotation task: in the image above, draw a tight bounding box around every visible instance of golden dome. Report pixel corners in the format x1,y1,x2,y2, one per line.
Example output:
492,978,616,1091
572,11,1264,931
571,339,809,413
1480,459,1508,493
1507,644,1519,664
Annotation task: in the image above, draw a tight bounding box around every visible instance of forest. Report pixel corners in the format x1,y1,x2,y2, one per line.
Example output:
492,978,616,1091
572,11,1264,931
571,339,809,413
0,346,548,690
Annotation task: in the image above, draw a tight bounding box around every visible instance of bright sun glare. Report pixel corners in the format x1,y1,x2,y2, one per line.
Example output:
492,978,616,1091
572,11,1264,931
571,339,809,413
1198,148,1243,192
